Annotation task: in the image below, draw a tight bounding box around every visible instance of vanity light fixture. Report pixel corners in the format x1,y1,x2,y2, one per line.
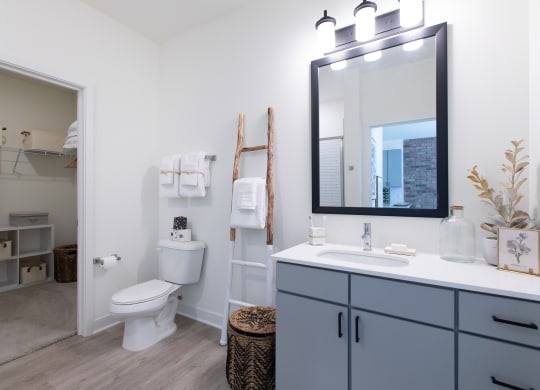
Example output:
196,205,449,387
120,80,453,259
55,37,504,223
354,0,377,42
315,10,337,54
315,1,424,54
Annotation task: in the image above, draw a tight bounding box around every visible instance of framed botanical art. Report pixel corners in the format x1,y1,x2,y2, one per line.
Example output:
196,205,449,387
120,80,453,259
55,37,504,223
497,227,540,276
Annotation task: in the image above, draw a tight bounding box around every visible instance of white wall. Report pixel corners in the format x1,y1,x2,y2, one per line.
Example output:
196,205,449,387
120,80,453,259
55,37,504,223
160,0,536,328
0,0,160,329
0,70,77,246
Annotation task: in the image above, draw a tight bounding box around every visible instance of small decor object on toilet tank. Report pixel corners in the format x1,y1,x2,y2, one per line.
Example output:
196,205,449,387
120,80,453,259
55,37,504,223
467,139,535,236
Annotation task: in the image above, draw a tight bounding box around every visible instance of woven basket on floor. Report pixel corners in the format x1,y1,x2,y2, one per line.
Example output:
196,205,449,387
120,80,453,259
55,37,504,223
53,244,77,283
226,306,276,390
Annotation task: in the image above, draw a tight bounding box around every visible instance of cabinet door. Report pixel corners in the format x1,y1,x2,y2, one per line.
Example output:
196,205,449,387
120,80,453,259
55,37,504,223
351,309,454,390
276,292,348,390
459,333,540,390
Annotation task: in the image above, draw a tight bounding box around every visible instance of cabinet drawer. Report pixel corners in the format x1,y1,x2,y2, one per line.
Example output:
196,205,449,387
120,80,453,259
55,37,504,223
459,333,540,389
459,291,540,348
276,262,348,304
351,274,454,328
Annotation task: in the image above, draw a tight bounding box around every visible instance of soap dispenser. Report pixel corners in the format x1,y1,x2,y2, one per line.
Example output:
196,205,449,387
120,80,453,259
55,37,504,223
308,215,326,245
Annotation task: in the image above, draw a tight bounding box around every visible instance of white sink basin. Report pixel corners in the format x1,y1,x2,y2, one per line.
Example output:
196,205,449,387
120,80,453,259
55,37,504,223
317,249,409,267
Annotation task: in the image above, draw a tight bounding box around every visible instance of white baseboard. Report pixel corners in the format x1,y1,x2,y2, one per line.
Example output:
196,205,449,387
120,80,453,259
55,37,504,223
92,314,119,334
177,303,223,329
91,305,223,335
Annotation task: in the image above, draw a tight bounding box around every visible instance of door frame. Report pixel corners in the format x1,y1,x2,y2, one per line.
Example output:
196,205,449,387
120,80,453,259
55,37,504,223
0,59,94,336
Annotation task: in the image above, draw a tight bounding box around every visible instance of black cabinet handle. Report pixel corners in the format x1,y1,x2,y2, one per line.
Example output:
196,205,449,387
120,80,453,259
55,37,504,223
355,316,360,343
491,375,534,390
492,315,538,330
338,312,343,338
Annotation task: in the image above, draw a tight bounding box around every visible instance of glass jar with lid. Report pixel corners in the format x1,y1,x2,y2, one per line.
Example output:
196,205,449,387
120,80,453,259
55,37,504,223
439,205,476,262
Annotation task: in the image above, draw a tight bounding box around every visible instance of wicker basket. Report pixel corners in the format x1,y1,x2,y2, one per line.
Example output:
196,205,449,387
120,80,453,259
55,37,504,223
53,244,77,283
226,306,276,390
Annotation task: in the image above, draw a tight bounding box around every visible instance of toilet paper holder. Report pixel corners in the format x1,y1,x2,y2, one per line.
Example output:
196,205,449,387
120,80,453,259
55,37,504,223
93,254,122,265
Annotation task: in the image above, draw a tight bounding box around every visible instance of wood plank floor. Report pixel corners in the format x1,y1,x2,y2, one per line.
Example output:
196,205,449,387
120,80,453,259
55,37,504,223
0,315,230,390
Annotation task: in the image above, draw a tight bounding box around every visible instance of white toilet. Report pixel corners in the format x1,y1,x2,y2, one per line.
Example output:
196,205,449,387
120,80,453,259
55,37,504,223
110,239,205,351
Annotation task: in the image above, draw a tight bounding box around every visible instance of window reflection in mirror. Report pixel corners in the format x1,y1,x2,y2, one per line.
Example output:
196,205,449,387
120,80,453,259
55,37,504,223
370,119,436,209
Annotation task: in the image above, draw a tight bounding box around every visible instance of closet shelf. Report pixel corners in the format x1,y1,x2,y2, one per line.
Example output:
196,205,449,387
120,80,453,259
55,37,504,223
0,146,76,174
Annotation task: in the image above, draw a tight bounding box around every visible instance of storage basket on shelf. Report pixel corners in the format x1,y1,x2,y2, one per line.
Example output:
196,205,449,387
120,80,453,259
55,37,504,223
53,244,77,283
19,261,47,284
226,306,276,390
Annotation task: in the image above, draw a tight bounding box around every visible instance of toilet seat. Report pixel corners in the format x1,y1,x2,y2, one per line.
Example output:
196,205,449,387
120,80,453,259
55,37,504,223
112,279,177,305
110,279,180,316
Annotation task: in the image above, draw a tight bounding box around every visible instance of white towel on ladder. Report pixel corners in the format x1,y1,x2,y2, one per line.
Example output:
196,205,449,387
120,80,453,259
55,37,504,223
230,177,267,229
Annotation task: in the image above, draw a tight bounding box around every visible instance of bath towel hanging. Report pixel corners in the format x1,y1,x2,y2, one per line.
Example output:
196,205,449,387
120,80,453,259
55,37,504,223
219,107,275,346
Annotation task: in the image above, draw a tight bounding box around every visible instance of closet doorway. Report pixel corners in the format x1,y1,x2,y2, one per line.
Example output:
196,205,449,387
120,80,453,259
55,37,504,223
0,61,93,364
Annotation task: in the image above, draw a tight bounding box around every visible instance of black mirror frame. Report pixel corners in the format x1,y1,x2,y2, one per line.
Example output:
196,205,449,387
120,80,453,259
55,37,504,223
311,22,448,218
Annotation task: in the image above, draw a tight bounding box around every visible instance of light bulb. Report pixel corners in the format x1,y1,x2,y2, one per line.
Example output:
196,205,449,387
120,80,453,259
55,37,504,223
316,10,336,54
403,39,424,51
364,50,382,62
354,1,377,42
331,60,347,71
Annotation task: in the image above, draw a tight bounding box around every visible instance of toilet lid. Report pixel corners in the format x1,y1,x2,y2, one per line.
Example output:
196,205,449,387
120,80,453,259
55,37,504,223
111,279,175,305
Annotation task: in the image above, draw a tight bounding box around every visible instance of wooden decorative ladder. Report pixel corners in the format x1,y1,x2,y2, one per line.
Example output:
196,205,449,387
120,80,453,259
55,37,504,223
219,107,275,346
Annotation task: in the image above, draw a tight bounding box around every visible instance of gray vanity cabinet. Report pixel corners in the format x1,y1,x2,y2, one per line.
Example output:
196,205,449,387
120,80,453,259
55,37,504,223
350,275,455,390
458,291,540,389
276,262,455,390
275,246,540,389
276,292,348,390
276,262,349,390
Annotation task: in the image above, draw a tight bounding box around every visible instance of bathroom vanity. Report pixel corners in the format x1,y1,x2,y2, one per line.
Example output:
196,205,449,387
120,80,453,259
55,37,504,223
272,243,540,390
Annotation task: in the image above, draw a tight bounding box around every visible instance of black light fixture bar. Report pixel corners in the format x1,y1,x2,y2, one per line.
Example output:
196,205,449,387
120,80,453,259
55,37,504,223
333,6,423,53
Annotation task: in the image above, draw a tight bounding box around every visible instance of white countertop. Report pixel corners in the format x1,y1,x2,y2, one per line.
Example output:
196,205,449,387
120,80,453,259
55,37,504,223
271,242,540,302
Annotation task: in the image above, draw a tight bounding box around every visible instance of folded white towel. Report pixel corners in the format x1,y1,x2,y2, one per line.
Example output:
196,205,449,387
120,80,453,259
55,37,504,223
180,152,206,197
235,179,257,210
180,153,200,186
159,154,181,198
160,154,176,185
230,177,267,229
63,121,78,150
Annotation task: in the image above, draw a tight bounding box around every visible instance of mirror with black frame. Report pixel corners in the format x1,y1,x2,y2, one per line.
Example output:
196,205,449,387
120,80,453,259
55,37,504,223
311,23,448,218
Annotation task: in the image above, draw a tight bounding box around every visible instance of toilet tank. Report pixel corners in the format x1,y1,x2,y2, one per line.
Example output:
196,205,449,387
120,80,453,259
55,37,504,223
157,240,206,284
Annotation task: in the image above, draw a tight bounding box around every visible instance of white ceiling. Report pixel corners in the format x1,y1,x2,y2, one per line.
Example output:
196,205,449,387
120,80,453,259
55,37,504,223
80,0,251,43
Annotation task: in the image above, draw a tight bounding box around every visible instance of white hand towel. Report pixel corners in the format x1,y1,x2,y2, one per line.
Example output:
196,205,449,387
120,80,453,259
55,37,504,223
204,159,211,187
230,177,267,229
159,154,181,198
179,152,206,197
160,154,176,185
235,179,258,210
180,153,200,186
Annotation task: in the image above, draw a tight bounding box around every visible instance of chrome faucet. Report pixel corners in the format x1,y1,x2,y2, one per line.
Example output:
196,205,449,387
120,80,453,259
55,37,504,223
362,223,372,251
